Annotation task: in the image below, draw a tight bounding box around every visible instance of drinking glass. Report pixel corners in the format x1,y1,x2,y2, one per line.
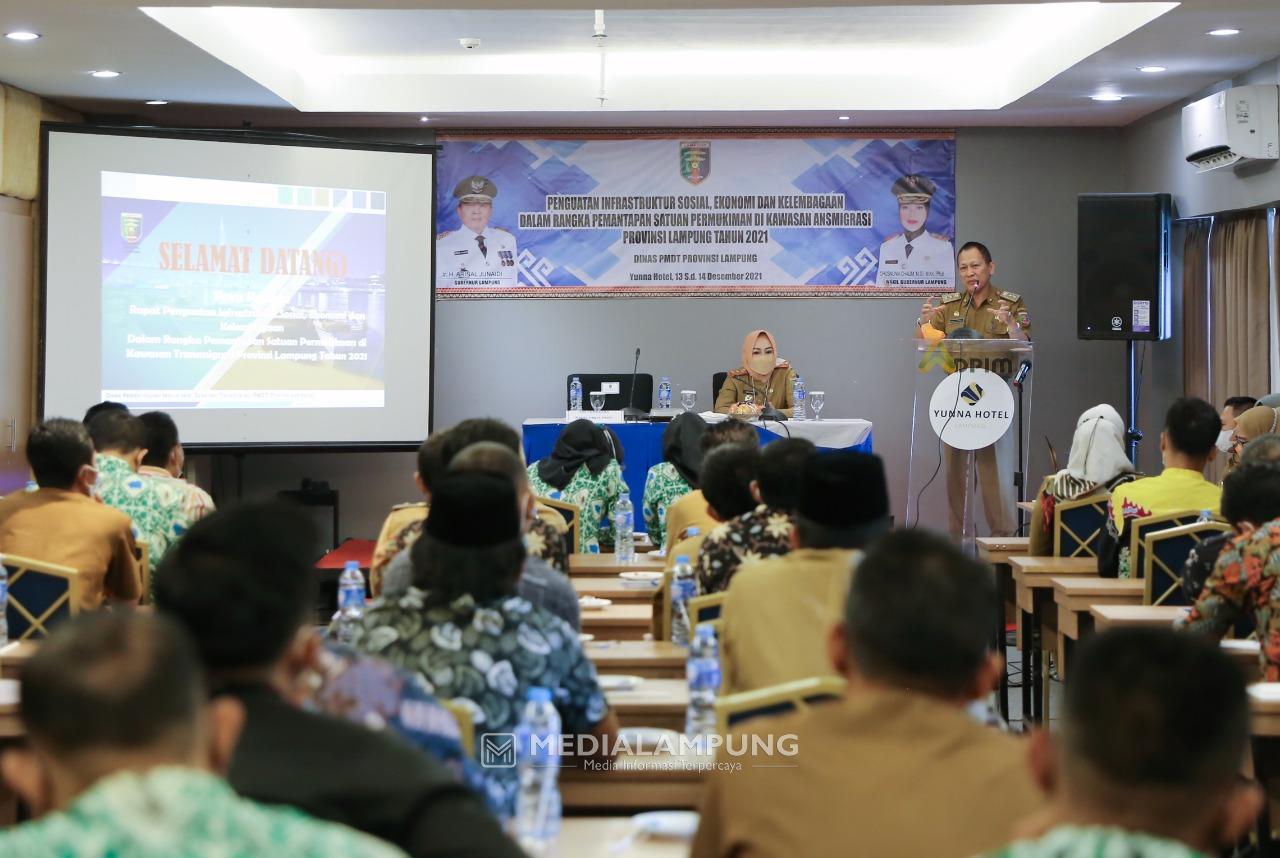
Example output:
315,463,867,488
809,391,826,421
680,390,697,412
590,391,606,412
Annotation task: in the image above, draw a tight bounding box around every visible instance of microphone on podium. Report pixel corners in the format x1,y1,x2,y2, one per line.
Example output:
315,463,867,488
622,347,647,422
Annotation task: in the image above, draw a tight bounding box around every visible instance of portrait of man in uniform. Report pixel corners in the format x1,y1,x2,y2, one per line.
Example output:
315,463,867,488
875,174,955,290
436,175,519,287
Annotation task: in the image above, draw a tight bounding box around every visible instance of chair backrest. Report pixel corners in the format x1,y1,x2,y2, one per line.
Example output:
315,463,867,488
137,542,151,605
538,498,581,556
566,374,654,412
1128,510,1204,579
1052,494,1109,558
715,676,847,735
712,372,728,404
441,698,476,759
688,592,725,627
1143,521,1233,606
2,554,82,641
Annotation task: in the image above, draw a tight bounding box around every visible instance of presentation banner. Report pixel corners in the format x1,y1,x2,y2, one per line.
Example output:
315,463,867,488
435,134,955,299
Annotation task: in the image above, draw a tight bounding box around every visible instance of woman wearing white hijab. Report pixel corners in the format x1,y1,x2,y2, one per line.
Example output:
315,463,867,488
1029,404,1139,555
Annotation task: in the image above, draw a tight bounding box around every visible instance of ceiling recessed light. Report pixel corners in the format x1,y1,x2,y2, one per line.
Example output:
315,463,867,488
837,115,850,121
1091,93,1123,102
145,99,168,105
1207,28,1240,36
4,31,40,41
1138,65,1167,73
89,70,120,78
419,115,430,122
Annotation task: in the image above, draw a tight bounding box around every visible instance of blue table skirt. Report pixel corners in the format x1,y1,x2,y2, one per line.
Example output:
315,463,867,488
521,421,873,533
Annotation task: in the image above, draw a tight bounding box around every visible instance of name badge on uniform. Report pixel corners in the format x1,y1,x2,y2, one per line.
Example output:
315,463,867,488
885,259,899,265
499,250,514,267
453,249,468,256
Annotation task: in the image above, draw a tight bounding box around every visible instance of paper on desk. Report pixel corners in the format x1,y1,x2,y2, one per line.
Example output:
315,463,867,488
1248,683,1280,702
1221,639,1262,653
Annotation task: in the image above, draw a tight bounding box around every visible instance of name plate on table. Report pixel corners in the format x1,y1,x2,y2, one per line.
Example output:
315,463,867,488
565,410,626,423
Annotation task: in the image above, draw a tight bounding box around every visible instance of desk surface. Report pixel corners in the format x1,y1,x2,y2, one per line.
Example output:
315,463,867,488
587,640,685,679
1010,556,1099,576
575,577,663,602
571,554,668,576
1052,578,1145,599
553,817,694,856
1089,604,1188,631
976,536,1030,564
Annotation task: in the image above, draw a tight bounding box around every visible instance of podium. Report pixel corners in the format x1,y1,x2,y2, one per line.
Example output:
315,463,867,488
905,339,1034,554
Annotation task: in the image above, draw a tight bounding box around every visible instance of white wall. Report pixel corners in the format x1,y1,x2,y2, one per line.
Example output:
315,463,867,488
209,126,1134,539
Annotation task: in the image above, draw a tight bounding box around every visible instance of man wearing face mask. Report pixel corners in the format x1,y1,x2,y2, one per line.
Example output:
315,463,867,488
715,329,801,416
1217,396,1258,459
914,242,1031,538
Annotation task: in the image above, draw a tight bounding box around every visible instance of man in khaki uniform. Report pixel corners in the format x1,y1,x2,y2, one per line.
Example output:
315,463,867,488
720,451,890,694
916,241,1030,537
693,529,1041,857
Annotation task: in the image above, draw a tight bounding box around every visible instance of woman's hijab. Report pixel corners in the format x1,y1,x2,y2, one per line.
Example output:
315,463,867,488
1236,405,1280,441
662,412,707,487
536,419,616,490
741,330,783,381
1054,404,1134,500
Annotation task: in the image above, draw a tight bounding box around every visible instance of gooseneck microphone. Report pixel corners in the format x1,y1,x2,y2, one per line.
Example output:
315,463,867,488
623,347,646,421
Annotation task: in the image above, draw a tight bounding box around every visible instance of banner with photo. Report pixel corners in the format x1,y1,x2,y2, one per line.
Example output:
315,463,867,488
435,134,955,298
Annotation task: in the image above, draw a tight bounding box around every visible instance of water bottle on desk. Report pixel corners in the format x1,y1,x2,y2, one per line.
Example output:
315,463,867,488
23,481,37,493
686,624,721,753
569,376,583,413
614,488,635,564
332,561,365,645
670,554,696,646
657,376,673,411
515,687,562,850
792,375,807,420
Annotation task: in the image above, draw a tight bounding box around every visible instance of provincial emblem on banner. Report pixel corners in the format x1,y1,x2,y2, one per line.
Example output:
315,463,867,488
680,141,711,185
120,212,143,244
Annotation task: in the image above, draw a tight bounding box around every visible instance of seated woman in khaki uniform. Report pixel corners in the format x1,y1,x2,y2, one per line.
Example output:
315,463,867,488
714,329,799,416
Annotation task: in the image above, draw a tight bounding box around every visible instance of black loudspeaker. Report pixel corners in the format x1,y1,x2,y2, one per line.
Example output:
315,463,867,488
1077,193,1172,341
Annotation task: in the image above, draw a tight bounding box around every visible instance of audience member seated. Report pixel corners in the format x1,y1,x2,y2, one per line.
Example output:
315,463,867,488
1028,404,1136,556
383,441,581,630
0,419,139,611
353,472,618,817
687,444,761,588
981,628,1259,858
138,411,216,523
697,437,814,594
1225,404,1280,473
664,418,758,551
372,419,569,594
87,409,191,568
642,412,707,546
526,418,626,553
721,451,891,694
1182,462,1280,603
81,399,128,425
0,612,407,857
1218,395,1258,454
1100,398,1221,578
714,329,799,416
692,529,1040,857
155,501,517,856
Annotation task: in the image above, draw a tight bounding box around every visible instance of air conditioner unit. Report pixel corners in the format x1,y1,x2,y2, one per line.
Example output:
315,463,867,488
1181,84,1279,173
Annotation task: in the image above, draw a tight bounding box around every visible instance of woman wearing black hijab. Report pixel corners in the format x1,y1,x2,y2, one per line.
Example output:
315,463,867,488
525,419,627,553
641,413,707,545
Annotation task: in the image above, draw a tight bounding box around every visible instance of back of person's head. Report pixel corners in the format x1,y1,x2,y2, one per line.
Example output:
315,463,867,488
843,529,995,698
450,441,528,489
412,471,526,605
155,502,319,674
1057,628,1252,840
700,444,760,520
1224,396,1259,417
1163,397,1220,460
1221,464,1280,528
416,432,448,492
138,411,180,469
1242,434,1280,468
87,409,146,455
441,418,522,463
796,452,891,549
20,611,205,764
82,400,128,426
702,419,758,453
26,418,93,490
755,438,815,511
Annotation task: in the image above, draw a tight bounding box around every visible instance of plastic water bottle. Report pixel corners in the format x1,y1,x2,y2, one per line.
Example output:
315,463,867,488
0,557,8,645
686,624,721,752
23,480,37,493
658,377,673,410
1197,509,1214,523
569,376,583,412
670,554,696,646
332,561,365,645
614,488,635,564
792,375,807,420
515,687,562,850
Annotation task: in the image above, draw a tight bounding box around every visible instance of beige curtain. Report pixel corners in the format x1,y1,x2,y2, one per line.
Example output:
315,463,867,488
1181,220,1212,402
1209,211,1272,404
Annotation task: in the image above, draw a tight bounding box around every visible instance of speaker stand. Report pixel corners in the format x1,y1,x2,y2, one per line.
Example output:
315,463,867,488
1125,340,1143,465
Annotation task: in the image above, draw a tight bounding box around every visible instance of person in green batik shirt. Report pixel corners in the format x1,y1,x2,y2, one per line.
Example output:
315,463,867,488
526,419,626,553
642,412,707,546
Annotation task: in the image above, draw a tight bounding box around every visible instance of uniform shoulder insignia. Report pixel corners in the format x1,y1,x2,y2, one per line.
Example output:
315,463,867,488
940,292,963,303
727,368,750,378
436,230,451,240
999,290,1021,302
493,227,512,235
930,232,950,241
391,501,428,511
882,233,902,243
